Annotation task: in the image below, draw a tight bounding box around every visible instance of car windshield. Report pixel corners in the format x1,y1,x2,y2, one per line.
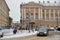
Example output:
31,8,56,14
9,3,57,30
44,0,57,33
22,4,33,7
0,28,2,30
38,27,47,32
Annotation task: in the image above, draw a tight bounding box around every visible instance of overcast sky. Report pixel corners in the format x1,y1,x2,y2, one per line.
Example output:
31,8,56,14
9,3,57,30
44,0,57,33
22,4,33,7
5,0,59,23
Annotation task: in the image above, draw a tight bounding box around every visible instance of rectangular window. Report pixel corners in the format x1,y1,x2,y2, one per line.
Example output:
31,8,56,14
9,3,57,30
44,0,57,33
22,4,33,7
43,13,45,19
42,10,45,19
51,9,53,13
51,13,53,19
46,9,49,13
31,13,33,20
26,13,29,20
50,9,54,19
36,13,38,19
46,9,49,20
46,14,49,20
31,13,33,15
55,10,58,17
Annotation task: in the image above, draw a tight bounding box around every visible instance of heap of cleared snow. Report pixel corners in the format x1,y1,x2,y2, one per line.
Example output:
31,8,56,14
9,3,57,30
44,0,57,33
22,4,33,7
1,30,37,39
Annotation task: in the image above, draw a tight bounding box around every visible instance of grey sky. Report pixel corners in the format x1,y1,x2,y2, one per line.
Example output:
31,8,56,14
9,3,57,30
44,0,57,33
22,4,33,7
5,0,59,23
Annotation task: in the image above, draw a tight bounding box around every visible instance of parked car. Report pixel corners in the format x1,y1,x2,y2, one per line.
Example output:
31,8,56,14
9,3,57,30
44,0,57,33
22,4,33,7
0,27,13,37
56,26,60,31
48,27,55,31
37,26,49,36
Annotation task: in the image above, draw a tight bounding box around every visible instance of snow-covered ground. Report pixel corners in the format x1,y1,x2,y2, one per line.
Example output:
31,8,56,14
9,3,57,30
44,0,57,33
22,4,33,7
1,30,37,39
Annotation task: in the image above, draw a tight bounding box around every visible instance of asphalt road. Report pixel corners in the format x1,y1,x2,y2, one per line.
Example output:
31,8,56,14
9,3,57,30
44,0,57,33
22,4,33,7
21,31,60,40
1,30,60,40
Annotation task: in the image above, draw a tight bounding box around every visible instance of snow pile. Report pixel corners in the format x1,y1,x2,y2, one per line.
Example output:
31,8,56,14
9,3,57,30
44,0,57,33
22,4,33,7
1,30,37,39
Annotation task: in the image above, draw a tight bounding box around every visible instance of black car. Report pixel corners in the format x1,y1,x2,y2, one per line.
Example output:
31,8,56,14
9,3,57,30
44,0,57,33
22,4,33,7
37,26,49,36
56,27,60,31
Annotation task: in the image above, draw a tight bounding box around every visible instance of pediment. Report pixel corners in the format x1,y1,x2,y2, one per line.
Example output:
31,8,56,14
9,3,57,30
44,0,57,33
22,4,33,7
22,2,42,6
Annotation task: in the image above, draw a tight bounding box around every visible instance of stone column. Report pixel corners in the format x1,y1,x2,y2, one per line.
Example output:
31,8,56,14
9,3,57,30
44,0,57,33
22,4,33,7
45,10,47,26
49,10,51,20
34,8,35,20
21,8,24,27
53,10,55,20
22,8,23,20
45,10,46,20
58,10,59,19
41,9,43,20
39,8,40,20
24,8,26,20
34,8,36,29
58,10,59,26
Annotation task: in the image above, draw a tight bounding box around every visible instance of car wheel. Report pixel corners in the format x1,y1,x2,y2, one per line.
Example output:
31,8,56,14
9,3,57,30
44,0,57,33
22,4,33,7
45,34,48,36
1,34,3,37
37,34,39,36
45,33,48,36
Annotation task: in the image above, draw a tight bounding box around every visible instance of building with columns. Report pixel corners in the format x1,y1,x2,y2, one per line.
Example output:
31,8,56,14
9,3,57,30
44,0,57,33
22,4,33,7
20,2,60,29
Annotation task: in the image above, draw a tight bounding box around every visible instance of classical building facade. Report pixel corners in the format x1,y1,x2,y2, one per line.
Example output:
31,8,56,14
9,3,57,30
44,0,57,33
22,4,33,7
20,2,60,28
0,0,11,27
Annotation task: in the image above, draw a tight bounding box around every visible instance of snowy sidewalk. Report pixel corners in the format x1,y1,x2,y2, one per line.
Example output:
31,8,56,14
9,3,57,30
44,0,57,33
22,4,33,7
1,30,37,39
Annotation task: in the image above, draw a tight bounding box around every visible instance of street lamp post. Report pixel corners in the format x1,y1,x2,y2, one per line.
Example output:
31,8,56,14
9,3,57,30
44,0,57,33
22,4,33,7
57,17,58,27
